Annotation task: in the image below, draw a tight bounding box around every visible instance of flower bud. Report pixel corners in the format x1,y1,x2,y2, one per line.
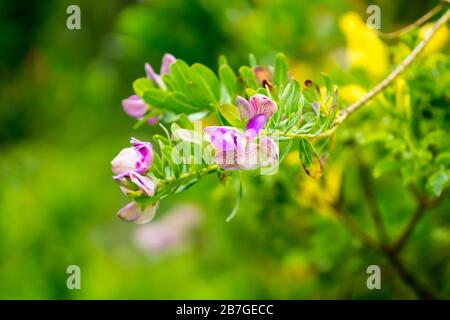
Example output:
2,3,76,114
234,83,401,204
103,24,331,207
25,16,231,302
117,201,159,224
122,95,148,119
111,138,153,176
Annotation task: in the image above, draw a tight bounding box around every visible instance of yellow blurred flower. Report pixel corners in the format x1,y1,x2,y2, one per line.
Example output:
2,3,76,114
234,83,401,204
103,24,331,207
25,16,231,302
289,61,314,81
297,163,343,220
339,12,389,79
285,150,300,166
419,22,449,56
395,78,411,118
340,84,367,104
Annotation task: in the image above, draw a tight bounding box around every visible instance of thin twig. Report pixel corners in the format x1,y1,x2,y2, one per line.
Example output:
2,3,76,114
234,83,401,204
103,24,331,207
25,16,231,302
358,159,389,244
378,2,446,39
335,9,450,127
392,189,449,252
385,250,442,299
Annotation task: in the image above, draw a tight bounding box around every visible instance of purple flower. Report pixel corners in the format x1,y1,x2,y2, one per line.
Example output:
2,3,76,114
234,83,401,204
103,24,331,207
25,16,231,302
121,95,160,126
117,201,159,224
118,172,157,197
204,126,279,171
237,94,277,121
145,53,176,90
122,95,148,119
111,138,153,177
236,94,277,139
246,114,268,141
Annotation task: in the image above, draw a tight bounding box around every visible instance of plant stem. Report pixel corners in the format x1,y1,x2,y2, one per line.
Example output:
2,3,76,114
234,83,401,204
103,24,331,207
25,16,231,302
385,251,441,299
392,189,449,253
378,2,447,39
158,164,220,186
332,181,443,299
335,9,450,126
358,160,389,245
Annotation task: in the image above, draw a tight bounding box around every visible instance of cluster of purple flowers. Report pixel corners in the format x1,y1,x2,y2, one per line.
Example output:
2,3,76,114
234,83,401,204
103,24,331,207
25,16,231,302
111,138,158,223
112,53,281,223
204,94,279,170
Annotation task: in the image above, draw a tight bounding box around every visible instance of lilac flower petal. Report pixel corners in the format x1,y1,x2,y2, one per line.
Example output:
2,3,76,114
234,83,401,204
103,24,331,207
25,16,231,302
117,201,158,224
145,63,158,81
111,147,142,176
236,141,259,170
111,139,153,176
204,126,243,151
246,114,267,141
258,136,279,166
122,95,149,119
236,96,253,121
129,172,156,197
249,94,277,119
145,63,166,89
117,202,141,222
160,53,176,74
135,202,159,224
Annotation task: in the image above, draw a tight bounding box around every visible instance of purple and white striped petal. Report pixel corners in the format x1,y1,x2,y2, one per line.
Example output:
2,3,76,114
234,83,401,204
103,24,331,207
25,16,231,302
258,136,279,167
129,172,157,197
236,96,254,121
249,94,277,119
204,126,244,151
130,137,153,174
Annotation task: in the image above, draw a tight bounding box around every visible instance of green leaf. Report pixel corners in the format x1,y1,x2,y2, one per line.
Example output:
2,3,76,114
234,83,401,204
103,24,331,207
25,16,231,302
151,153,164,178
191,63,221,101
169,59,191,92
133,78,154,96
298,138,324,179
373,159,402,178
142,89,198,113
218,55,228,67
218,103,245,128
142,88,168,108
239,66,259,89
321,73,332,106
435,152,450,166
248,53,257,68
178,114,194,130
426,171,449,197
273,53,289,94
152,134,170,146
219,64,238,99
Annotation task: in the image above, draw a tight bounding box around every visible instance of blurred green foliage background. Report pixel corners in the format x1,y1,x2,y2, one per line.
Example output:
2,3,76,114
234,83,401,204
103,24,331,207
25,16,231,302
0,0,449,299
